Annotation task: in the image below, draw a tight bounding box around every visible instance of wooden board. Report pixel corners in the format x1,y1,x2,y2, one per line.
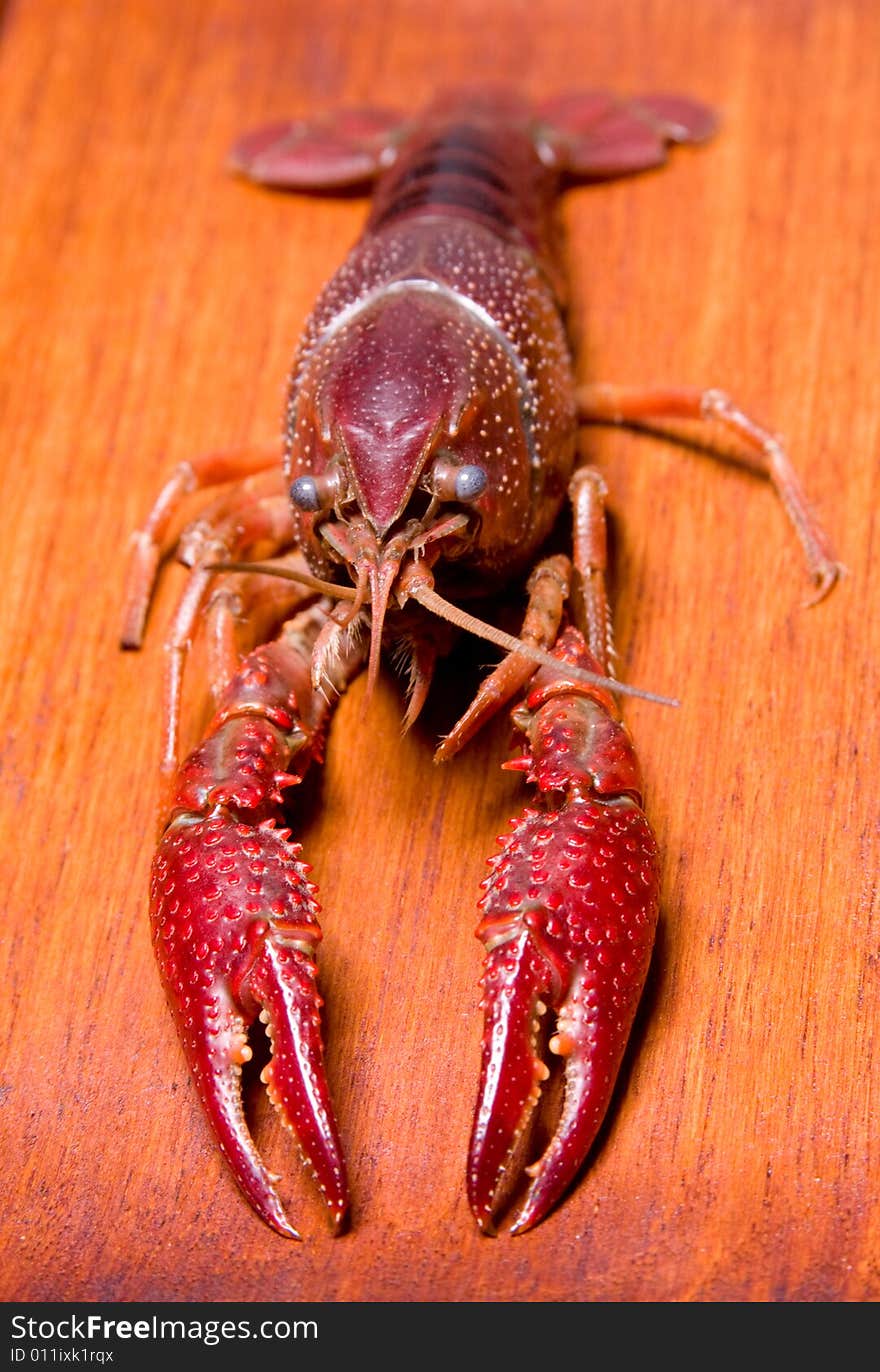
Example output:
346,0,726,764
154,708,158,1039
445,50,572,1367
2,0,877,1303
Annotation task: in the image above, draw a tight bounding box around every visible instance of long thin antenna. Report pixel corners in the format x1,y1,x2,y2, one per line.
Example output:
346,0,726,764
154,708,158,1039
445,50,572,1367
208,560,358,600
207,559,680,708
409,584,680,708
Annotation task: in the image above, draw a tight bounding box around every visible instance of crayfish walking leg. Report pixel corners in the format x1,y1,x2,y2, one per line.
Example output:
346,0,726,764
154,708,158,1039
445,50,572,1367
463,470,662,1234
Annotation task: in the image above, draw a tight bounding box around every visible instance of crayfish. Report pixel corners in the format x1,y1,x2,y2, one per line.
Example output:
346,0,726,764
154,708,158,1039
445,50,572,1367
123,89,839,1238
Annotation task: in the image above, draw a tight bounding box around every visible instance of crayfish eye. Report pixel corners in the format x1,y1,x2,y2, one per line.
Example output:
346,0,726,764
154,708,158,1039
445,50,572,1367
430,454,488,504
453,464,488,501
290,466,345,514
290,476,321,512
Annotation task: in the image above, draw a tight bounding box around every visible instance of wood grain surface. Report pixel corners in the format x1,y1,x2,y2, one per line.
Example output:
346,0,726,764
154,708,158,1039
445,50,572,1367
2,0,878,1304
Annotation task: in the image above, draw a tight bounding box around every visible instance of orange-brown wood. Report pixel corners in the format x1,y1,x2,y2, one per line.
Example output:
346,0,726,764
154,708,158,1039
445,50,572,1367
2,0,878,1303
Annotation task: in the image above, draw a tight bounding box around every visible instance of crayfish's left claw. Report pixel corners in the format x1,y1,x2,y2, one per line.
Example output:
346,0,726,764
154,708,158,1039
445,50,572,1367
467,800,660,1235
467,628,662,1235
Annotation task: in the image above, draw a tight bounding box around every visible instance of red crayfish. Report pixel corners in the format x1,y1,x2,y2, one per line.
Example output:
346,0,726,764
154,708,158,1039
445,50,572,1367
122,89,839,1239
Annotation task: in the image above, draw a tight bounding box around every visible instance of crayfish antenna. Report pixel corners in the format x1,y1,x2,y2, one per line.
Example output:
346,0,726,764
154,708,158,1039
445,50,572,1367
408,583,679,708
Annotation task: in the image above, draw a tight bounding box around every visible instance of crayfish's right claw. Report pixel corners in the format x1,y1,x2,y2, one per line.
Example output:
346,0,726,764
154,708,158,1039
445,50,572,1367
151,811,349,1239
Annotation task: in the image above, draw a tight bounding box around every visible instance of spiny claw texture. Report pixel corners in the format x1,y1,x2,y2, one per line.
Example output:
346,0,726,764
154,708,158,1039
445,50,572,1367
467,627,661,1234
150,636,350,1239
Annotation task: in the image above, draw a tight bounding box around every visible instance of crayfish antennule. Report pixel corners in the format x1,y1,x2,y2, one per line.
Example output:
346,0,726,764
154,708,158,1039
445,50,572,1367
362,556,398,705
